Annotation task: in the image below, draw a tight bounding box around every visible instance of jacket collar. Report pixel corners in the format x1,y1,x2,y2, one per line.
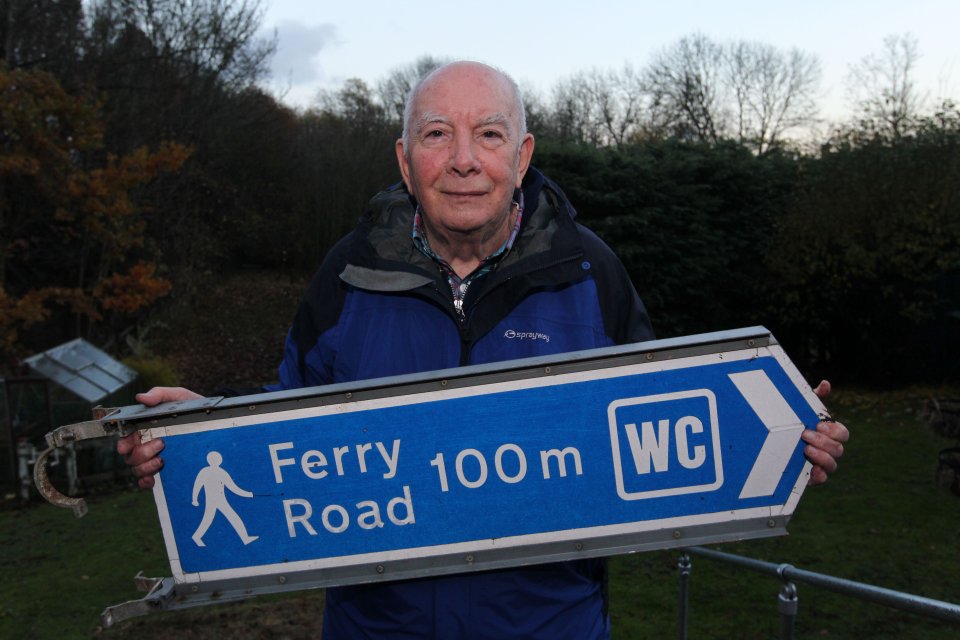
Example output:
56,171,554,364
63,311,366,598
340,167,583,292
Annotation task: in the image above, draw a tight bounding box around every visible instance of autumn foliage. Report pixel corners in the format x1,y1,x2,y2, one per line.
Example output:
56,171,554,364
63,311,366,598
0,63,189,363
96,262,173,315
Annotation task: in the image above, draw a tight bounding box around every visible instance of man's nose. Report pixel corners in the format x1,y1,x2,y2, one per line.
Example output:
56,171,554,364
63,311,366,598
448,135,480,176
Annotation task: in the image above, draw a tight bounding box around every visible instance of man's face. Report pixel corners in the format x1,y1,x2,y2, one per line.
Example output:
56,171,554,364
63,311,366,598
396,64,534,244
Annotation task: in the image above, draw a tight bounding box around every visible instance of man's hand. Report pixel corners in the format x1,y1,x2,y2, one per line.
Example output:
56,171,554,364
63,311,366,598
117,387,202,489
801,380,850,486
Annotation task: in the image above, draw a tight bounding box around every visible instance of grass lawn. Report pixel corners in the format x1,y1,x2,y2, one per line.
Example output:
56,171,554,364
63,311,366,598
1,387,958,639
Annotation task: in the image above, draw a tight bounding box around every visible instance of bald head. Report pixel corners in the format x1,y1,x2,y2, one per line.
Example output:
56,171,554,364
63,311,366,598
394,59,535,272
401,61,527,156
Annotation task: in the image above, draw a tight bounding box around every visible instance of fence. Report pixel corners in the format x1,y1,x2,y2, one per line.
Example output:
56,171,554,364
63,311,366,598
677,546,960,639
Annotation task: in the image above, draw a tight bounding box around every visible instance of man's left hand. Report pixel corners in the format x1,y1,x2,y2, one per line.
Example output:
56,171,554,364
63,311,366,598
801,380,850,485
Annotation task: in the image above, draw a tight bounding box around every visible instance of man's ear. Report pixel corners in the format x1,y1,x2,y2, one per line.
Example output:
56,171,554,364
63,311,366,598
396,138,412,190
515,133,535,188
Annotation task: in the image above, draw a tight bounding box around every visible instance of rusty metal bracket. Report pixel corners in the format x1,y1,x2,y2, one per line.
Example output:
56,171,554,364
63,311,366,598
33,409,126,518
44,416,119,448
33,446,88,518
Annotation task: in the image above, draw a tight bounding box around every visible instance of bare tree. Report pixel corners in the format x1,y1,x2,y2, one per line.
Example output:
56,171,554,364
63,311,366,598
644,33,729,143
316,78,390,132
726,41,821,153
0,0,85,79
376,55,448,123
544,66,646,145
87,0,276,90
82,0,277,150
846,33,926,138
548,72,597,143
589,65,647,145
640,34,821,150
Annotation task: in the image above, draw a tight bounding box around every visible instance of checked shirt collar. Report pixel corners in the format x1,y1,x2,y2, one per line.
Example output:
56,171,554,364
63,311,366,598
412,191,524,321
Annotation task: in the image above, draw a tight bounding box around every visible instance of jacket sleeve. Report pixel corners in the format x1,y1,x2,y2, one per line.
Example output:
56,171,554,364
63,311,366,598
577,223,655,345
267,232,354,391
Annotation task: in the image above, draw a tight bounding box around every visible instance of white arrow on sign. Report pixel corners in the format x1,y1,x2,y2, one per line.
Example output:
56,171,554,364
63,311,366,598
729,370,806,499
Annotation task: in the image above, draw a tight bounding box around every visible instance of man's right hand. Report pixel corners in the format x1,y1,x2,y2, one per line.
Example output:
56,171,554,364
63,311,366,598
117,387,202,489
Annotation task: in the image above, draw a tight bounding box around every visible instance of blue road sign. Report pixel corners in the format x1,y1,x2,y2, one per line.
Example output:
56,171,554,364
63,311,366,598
146,330,824,589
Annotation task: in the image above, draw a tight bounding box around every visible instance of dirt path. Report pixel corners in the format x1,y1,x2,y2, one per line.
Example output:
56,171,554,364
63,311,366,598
162,269,309,394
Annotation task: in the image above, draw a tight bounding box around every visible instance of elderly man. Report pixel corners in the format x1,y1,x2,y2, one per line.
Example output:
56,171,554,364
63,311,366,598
120,61,848,639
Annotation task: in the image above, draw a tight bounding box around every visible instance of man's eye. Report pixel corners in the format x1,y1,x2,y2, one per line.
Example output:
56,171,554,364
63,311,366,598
426,130,445,138
482,130,503,139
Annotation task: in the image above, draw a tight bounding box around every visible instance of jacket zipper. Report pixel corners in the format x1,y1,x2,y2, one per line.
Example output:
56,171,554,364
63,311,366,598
455,253,583,367
422,281,471,367
454,294,470,367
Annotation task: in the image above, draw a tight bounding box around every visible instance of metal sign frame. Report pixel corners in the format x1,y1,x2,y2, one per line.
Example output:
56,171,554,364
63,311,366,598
36,327,827,626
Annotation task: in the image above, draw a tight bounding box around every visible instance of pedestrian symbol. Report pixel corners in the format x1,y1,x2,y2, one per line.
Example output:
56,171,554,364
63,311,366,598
190,451,258,547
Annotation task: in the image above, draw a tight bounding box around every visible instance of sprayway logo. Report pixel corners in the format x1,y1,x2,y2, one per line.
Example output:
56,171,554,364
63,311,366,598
504,330,551,343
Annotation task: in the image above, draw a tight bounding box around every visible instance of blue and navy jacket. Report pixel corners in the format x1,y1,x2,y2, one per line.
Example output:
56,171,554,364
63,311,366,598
274,167,654,639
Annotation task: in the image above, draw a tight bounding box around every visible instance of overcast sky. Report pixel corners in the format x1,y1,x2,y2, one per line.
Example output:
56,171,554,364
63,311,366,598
258,0,959,122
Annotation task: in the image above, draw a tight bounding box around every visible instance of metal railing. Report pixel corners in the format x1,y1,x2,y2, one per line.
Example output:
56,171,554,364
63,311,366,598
677,546,960,640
